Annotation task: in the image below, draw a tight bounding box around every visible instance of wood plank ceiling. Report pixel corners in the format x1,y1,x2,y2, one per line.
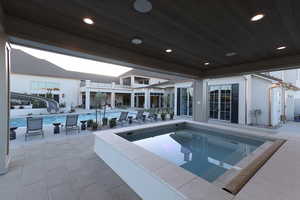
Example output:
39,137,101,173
1,0,300,78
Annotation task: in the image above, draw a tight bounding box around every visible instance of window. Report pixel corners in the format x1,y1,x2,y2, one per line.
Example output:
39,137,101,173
123,77,131,86
31,81,60,90
134,77,150,85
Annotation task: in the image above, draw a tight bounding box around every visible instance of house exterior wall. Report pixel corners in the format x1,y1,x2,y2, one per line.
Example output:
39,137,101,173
250,76,272,126
10,73,81,109
285,90,295,120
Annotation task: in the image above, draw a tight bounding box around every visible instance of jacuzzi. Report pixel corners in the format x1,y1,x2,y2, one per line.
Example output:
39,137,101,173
94,120,284,200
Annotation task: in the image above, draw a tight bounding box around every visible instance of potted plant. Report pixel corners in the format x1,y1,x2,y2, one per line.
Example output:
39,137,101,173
102,117,108,126
59,102,66,108
161,112,166,121
95,93,108,126
109,118,117,128
92,121,98,131
87,119,93,128
170,112,174,120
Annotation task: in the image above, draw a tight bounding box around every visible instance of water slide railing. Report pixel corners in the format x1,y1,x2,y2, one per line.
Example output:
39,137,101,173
11,92,59,113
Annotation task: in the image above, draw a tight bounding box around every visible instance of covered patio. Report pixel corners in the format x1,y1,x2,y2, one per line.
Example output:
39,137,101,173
1,1,300,200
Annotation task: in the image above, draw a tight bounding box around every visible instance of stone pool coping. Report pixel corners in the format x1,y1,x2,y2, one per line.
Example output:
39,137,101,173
94,120,282,200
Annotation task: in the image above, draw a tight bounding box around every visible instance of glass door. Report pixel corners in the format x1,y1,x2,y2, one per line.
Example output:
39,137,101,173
209,89,219,119
209,85,232,121
220,89,231,121
177,88,193,116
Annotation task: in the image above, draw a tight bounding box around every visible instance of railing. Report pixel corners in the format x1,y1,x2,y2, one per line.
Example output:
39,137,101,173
82,82,132,90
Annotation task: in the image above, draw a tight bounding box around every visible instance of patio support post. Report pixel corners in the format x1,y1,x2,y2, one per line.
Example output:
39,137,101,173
0,24,10,175
131,93,134,108
85,80,91,110
85,90,90,110
144,90,150,109
111,92,115,108
192,79,209,122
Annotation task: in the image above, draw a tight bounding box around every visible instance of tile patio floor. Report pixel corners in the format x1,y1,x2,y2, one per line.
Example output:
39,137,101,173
2,120,300,200
1,134,141,200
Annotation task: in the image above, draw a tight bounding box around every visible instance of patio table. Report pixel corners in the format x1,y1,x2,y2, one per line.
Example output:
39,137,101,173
53,123,61,134
80,120,87,130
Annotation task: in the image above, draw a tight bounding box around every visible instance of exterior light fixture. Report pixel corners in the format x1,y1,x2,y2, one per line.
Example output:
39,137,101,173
165,49,172,53
134,0,152,13
83,18,94,25
251,13,264,22
276,46,287,50
131,37,143,45
226,52,237,57
204,62,210,66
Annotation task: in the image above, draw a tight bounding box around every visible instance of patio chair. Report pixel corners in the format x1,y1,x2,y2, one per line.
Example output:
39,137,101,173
25,117,44,141
134,110,144,123
65,114,80,135
118,111,128,126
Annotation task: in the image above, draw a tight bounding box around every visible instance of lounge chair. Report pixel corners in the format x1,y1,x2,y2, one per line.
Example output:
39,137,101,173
134,110,144,123
65,114,80,134
25,117,44,141
118,111,128,126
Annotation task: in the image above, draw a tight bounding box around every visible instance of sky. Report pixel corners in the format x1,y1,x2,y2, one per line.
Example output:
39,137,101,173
11,44,132,77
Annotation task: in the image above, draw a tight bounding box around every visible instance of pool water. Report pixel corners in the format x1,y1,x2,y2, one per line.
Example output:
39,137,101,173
10,110,136,127
120,126,264,182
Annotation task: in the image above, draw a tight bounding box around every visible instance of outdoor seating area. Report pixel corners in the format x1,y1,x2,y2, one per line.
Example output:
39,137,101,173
10,109,179,148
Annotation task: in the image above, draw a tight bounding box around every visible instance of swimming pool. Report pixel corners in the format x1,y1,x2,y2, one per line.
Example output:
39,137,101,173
10,110,137,127
119,124,264,182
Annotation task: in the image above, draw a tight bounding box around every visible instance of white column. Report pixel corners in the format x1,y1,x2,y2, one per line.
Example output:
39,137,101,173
131,93,135,108
192,79,209,122
144,90,150,109
85,89,90,110
131,76,135,86
78,92,83,106
0,28,10,175
174,87,178,116
111,92,115,108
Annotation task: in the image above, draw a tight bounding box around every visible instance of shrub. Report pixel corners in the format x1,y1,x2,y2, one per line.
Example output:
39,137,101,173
102,118,108,126
59,102,66,108
87,119,93,128
109,118,117,128
92,121,98,130
161,113,166,121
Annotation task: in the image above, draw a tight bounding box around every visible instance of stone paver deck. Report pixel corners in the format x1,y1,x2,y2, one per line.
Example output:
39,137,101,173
0,134,141,200
2,120,300,200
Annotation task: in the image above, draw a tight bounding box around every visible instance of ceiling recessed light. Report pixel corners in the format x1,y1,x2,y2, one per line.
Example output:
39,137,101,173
204,62,210,66
83,18,94,25
226,52,237,57
276,46,287,50
165,49,172,53
134,0,152,13
251,13,265,22
131,37,143,45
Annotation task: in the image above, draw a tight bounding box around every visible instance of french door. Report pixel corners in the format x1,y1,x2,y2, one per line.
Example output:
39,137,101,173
209,85,232,121
177,88,193,116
